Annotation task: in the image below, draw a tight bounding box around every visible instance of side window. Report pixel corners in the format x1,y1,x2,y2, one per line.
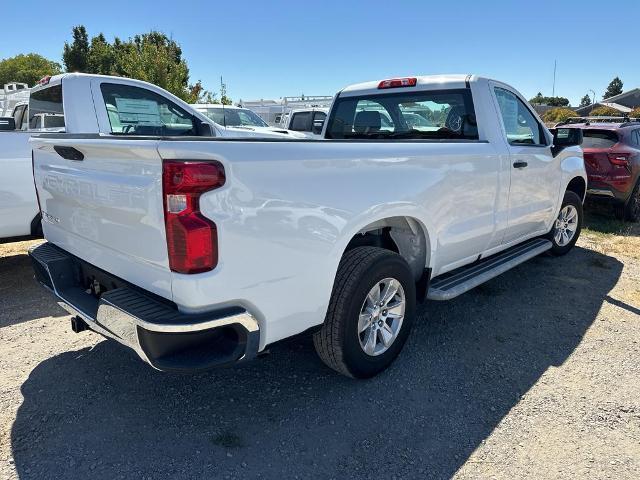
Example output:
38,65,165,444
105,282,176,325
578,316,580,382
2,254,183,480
290,111,312,131
29,85,65,131
13,105,26,130
494,87,545,146
19,108,30,130
100,83,197,136
633,130,640,147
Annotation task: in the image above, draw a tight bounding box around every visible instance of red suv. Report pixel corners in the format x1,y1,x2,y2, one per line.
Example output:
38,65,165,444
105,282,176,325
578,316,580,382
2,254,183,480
559,118,640,221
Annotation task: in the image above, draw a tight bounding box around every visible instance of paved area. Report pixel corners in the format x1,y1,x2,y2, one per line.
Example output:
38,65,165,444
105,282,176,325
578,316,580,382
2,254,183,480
1,215,639,479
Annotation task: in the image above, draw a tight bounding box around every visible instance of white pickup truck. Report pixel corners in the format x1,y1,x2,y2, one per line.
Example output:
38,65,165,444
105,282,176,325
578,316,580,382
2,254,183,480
29,73,586,378
0,75,295,241
191,104,307,139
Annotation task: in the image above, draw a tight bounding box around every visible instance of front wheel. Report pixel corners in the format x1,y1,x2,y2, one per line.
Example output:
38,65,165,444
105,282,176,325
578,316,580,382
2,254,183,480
546,190,583,256
313,247,416,378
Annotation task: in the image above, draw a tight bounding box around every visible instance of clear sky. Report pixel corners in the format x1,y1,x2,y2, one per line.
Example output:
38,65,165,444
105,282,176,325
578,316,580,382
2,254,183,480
1,0,637,105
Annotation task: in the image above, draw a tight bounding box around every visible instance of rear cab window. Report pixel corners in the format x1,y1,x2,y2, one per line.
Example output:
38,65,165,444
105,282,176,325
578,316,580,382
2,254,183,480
29,85,65,132
326,89,478,140
101,83,197,136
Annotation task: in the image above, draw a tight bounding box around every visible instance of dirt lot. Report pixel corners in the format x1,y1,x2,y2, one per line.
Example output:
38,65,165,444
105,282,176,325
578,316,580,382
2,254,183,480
1,213,639,480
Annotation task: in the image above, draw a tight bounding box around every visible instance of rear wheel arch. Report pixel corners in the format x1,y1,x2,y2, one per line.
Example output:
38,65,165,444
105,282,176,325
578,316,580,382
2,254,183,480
342,216,430,282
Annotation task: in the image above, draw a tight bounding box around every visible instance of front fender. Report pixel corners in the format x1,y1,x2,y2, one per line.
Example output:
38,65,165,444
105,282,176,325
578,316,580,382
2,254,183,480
559,146,587,199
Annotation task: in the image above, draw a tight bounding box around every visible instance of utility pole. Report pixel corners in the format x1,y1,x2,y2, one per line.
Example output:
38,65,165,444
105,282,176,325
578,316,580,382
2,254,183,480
552,60,557,97
589,89,596,115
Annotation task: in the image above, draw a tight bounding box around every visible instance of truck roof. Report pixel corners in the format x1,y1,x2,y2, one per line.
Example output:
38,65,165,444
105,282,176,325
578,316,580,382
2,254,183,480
339,74,483,97
30,72,175,95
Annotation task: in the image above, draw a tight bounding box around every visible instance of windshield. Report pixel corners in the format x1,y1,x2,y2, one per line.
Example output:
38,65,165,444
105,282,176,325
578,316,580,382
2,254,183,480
200,108,268,128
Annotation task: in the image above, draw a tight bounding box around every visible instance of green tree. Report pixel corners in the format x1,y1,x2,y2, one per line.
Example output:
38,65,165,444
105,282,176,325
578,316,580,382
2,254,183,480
63,25,90,72
579,94,592,108
603,77,623,99
113,31,192,101
189,80,218,104
220,81,232,105
629,107,640,118
0,54,61,87
87,33,115,75
62,26,205,102
528,94,569,107
530,92,544,104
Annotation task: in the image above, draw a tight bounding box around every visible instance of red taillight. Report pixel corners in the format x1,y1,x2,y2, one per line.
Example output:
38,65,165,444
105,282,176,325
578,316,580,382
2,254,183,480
162,161,225,274
608,153,630,166
378,77,417,89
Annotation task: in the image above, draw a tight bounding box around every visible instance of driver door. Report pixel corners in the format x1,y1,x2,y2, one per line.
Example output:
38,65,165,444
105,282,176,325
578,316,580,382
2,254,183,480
491,85,560,244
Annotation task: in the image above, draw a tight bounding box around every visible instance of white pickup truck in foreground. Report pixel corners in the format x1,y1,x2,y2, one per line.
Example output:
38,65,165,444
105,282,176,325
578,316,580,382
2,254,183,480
30,73,586,378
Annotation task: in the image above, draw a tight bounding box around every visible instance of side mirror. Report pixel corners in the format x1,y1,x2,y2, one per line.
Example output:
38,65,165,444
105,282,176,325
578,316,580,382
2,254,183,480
0,117,16,131
550,127,582,157
312,119,324,135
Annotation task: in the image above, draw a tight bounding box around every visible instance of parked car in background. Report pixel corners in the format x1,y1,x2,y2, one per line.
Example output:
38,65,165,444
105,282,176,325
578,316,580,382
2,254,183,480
558,117,640,221
29,73,585,379
192,104,306,138
284,108,328,138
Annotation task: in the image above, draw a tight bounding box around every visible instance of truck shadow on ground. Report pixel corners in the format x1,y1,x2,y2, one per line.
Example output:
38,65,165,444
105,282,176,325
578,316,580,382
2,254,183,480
10,247,623,480
0,252,67,328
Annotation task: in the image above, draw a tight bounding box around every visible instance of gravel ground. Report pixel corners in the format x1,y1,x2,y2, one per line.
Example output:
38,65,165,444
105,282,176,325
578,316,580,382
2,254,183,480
1,215,639,480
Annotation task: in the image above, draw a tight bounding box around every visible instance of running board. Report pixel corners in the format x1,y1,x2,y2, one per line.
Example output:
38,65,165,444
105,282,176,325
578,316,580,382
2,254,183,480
427,238,552,301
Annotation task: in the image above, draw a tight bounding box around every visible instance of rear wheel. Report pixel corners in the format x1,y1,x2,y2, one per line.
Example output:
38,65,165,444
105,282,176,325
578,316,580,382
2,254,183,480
313,247,416,378
547,191,582,256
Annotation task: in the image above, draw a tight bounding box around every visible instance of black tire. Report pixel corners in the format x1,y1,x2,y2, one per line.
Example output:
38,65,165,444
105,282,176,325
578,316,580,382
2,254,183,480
546,190,583,256
622,180,640,222
313,247,416,378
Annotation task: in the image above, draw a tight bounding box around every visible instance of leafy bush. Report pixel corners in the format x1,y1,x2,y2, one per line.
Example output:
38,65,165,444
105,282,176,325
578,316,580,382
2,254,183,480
629,107,640,118
542,108,578,123
589,106,621,117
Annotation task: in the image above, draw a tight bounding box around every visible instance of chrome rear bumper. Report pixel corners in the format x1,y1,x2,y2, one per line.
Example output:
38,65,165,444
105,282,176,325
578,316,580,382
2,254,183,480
29,242,260,372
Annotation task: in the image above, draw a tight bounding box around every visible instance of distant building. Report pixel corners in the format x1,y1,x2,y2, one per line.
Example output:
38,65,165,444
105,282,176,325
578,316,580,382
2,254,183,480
575,88,640,116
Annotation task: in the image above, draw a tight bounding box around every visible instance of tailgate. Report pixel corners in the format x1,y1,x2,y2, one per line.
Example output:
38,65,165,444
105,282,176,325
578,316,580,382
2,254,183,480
31,137,173,300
